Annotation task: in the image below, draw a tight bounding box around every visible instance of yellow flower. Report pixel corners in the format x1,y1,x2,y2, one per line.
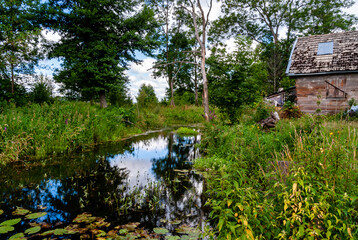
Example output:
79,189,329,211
330,132,333,136
234,213,238,217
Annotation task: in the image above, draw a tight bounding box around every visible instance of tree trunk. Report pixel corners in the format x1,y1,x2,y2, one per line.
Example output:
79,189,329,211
189,0,212,121
194,58,198,106
170,77,175,107
11,63,14,94
99,91,108,108
201,50,210,121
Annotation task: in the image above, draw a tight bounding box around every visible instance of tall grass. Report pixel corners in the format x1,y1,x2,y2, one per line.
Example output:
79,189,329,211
0,101,205,165
196,115,358,239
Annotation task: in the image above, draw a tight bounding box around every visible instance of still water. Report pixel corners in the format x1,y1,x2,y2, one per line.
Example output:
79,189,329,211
0,129,206,239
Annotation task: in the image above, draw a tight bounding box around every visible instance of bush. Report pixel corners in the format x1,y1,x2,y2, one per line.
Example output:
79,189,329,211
280,100,303,119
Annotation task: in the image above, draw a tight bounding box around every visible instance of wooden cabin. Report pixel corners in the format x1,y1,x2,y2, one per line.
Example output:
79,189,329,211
286,31,358,114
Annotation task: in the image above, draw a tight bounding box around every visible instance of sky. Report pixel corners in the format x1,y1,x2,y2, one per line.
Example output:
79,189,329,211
37,1,358,101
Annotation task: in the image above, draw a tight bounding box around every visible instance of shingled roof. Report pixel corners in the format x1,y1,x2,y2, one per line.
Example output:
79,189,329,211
286,31,358,76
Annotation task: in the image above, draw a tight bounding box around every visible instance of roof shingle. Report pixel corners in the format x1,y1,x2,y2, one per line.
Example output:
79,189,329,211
286,31,358,76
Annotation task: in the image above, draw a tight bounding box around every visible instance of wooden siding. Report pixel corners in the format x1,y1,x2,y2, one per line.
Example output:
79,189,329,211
296,73,358,114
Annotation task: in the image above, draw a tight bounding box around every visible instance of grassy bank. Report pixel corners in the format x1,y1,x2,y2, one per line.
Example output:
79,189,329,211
196,115,358,239
0,101,205,165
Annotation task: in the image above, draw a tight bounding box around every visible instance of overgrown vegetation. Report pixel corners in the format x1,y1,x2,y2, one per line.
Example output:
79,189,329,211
195,113,358,239
0,101,204,165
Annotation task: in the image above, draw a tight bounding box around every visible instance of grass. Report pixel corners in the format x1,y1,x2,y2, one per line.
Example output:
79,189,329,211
195,114,358,239
0,101,205,165
175,127,198,136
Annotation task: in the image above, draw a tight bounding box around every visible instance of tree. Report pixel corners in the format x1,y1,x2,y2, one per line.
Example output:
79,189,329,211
136,84,158,107
45,0,159,108
178,0,213,121
213,0,357,92
30,74,53,104
0,0,43,95
208,36,267,120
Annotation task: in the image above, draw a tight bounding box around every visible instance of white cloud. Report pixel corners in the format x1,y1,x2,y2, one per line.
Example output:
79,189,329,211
126,59,168,101
42,29,61,42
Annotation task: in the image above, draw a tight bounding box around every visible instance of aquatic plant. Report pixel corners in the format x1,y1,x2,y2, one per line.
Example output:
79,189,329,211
175,127,198,136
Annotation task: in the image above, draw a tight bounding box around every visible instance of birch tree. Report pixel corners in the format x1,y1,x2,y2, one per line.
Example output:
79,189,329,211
179,0,213,121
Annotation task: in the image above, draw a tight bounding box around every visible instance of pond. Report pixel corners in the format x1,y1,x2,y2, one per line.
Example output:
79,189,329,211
0,128,208,239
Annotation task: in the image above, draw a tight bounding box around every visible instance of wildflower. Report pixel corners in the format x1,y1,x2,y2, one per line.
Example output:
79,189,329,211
330,132,333,136
65,119,68,125
320,148,324,153
234,213,238,217
4,127,7,131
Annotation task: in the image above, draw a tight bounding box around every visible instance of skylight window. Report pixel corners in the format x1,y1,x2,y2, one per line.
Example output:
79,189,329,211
317,41,334,55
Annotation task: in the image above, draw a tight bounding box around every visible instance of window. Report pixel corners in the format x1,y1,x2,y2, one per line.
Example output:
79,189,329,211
326,80,346,98
317,42,334,55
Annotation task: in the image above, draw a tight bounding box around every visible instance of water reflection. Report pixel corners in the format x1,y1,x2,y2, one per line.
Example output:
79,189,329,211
0,129,205,237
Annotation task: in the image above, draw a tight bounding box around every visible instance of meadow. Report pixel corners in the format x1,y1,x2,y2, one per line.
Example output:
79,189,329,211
195,111,358,239
0,101,205,165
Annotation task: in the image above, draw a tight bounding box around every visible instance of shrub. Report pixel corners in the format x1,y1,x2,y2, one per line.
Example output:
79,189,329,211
280,100,303,119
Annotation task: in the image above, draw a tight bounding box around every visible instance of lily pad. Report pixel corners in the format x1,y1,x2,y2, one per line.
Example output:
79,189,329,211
12,208,31,216
169,220,181,225
165,236,180,240
53,228,70,235
25,226,41,235
153,227,169,235
0,218,21,226
41,230,54,236
8,232,25,240
160,219,167,223
25,212,47,220
0,225,15,234
73,213,96,224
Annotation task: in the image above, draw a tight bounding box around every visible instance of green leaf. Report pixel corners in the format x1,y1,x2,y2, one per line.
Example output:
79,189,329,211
12,208,31,216
0,218,21,226
25,226,41,235
165,236,180,240
0,225,15,234
218,218,224,232
169,220,181,225
153,227,169,235
41,230,54,236
53,228,69,235
25,212,47,219
9,232,25,240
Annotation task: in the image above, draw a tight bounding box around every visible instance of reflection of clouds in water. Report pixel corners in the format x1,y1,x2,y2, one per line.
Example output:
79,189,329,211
109,135,169,188
110,156,155,188
133,136,168,152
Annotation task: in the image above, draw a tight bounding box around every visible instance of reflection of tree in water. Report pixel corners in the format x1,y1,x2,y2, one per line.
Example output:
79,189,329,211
0,130,206,234
150,133,204,228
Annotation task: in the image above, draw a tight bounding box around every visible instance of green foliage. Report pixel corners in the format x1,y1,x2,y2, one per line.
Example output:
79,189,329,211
0,0,43,96
348,98,357,107
196,116,358,239
0,102,204,165
175,127,198,136
208,36,267,122
136,84,158,107
30,75,53,104
280,101,303,119
45,0,159,104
